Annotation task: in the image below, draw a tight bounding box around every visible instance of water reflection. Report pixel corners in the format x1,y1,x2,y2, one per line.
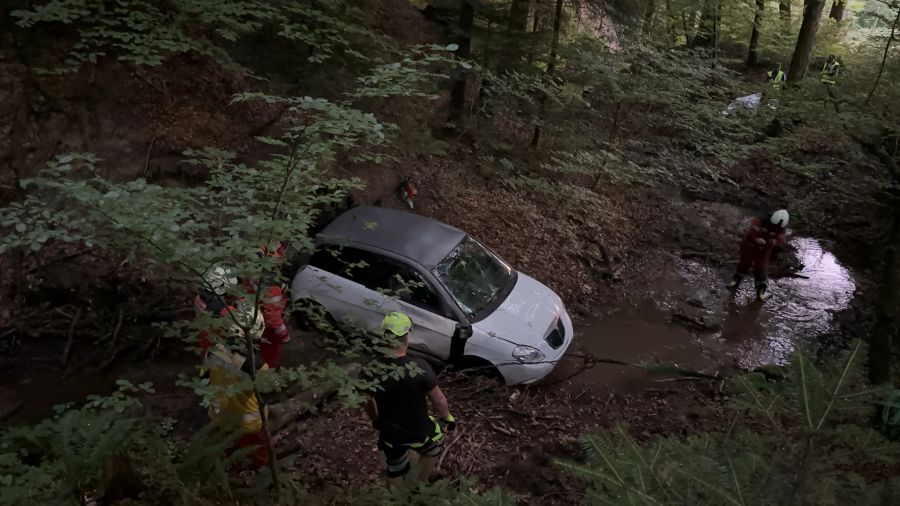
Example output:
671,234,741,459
569,236,856,387
726,237,856,367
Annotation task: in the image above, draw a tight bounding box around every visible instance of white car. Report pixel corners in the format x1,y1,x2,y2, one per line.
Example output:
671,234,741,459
290,206,574,385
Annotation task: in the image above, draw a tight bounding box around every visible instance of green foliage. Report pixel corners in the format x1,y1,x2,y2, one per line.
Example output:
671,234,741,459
1,406,136,504
0,35,459,496
353,44,462,99
0,383,316,505
560,341,900,505
11,0,383,73
876,389,900,439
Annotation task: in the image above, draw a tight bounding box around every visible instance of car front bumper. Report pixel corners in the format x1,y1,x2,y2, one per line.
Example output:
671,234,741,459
498,308,575,385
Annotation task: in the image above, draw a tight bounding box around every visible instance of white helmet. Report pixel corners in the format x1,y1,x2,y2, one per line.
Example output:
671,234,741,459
770,209,789,229
228,303,265,340
203,266,238,296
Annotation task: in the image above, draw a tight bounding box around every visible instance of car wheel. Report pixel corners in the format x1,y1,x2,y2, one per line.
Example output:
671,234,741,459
454,355,504,383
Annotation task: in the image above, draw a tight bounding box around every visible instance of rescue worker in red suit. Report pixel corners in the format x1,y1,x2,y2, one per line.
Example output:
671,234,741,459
727,210,789,301
193,266,272,469
243,242,291,369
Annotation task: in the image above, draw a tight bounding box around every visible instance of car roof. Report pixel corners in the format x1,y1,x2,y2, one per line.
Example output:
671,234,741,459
317,206,467,268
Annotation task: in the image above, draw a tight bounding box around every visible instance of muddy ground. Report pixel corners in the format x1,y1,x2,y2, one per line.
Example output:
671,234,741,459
0,175,860,504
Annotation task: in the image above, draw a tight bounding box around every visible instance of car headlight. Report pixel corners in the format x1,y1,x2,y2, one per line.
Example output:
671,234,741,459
512,346,545,364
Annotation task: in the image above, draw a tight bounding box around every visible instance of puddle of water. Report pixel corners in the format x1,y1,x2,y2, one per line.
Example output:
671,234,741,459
569,236,856,389
559,303,718,390
725,237,856,367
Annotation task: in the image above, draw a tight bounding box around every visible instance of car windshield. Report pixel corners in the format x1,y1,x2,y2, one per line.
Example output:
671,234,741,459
433,237,516,321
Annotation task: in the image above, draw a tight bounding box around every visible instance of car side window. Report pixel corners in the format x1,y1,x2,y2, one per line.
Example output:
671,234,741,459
390,265,442,313
308,247,345,275
311,245,448,317
309,245,395,288
344,249,395,290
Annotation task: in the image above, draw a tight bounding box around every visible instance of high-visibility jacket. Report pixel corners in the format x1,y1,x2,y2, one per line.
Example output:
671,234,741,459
243,276,290,368
821,61,840,84
767,70,786,89
204,342,269,434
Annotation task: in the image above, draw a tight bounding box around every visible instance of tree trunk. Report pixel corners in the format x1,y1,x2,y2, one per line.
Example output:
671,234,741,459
643,0,657,34
546,0,564,76
780,0,792,34
664,0,678,43
847,131,900,384
865,5,900,106
530,0,564,149
528,1,541,63
449,0,475,121
780,0,791,18
747,0,765,66
828,0,845,21
870,213,900,384
693,0,717,47
788,0,826,81
508,0,530,31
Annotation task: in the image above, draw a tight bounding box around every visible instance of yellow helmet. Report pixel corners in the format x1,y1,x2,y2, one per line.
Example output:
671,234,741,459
382,312,412,337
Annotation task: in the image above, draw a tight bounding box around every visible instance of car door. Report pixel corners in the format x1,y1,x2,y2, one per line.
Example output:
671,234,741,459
303,245,395,337
303,245,457,359
386,262,458,361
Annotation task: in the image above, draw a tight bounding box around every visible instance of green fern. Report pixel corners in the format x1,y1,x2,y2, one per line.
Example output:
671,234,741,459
559,343,900,505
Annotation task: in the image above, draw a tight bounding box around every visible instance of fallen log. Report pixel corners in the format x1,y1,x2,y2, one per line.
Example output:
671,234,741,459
269,363,361,434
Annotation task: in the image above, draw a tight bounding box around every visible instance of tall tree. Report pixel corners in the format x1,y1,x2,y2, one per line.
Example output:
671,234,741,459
865,4,900,105
643,0,657,34
780,0,792,17
693,0,717,47
747,0,766,66
450,0,475,121
530,0,564,148
508,0,530,31
829,0,846,21
849,133,900,385
780,0,792,34
788,0,826,81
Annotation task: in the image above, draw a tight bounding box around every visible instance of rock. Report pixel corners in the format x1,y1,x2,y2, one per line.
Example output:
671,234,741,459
672,310,724,331
572,303,591,316
687,298,705,308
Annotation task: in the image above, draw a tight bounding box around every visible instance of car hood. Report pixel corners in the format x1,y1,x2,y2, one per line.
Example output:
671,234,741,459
474,272,563,346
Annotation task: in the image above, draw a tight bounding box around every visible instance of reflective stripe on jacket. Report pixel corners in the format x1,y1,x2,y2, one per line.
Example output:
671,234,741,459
767,70,785,89
821,62,840,84
204,343,269,433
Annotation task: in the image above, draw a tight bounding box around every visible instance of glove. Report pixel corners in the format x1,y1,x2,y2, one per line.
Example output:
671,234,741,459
441,414,457,432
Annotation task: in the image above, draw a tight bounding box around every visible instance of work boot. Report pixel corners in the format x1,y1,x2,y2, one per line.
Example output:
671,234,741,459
726,274,742,291
756,286,768,302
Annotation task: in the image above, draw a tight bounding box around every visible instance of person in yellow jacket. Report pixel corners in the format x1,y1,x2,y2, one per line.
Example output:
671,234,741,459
821,54,840,85
202,305,271,469
767,63,786,90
